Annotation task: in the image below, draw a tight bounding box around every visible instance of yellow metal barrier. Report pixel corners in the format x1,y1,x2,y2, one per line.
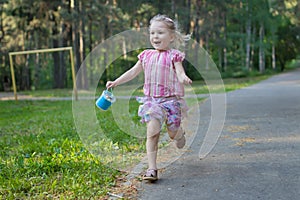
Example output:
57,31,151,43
8,47,77,101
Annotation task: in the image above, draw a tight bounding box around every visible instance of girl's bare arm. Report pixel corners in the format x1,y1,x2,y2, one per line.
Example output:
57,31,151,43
174,62,192,85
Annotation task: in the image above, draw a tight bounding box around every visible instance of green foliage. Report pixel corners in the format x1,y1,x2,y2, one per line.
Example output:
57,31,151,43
1,0,299,91
286,59,300,69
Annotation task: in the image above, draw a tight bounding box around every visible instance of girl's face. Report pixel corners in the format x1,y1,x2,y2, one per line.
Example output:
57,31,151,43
149,21,174,51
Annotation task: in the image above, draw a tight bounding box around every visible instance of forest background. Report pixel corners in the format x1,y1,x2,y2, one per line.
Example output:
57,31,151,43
0,0,299,91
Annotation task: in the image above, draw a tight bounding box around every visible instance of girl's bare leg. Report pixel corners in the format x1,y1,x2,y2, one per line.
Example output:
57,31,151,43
168,126,186,149
167,126,183,139
146,119,161,170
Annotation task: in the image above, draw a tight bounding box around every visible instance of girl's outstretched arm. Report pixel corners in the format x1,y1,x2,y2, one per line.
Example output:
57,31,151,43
106,60,143,89
174,62,192,85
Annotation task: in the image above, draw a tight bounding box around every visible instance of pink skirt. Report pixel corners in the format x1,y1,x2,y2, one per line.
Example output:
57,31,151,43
136,96,188,131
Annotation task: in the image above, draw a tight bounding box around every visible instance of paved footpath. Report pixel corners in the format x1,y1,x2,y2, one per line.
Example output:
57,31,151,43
138,68,300,200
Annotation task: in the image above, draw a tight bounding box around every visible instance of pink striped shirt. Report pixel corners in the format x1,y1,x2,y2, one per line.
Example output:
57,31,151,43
138,49,185,97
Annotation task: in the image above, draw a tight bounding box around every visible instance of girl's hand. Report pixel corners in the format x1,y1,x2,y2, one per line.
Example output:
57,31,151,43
181,75,192,85
178,74,192,85
106,81,117,89
174,62,192,85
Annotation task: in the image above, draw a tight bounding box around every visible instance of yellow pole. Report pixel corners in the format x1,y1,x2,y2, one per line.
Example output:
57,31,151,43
69,48,78,100
9,53,18,101
9,47,73,56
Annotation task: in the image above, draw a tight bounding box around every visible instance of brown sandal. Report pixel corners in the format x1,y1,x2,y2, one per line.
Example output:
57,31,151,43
143,169,158,181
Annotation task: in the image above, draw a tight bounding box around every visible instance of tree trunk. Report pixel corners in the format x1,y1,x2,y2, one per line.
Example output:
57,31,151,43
272,44,276,70
216,7,222,70
23,32,30,90
245,0,252,70
23,54,30,90
79,1,88,89
218,47,222,71
194,0,202,43
223,11,227,72
250,26,256,70
185,0,191,34
259,23,265,73
171,0,175,16
59,21,67,88
34,53,39,89
33,30,40,89
52,16,62,88
88,13,94,86
0,4,4,43
71,0,82,88
205,34,209,69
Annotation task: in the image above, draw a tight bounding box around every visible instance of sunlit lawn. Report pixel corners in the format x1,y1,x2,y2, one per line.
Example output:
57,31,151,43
0,75,272,199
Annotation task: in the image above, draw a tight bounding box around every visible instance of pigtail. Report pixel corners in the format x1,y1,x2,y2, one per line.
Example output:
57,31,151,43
173,30,192,49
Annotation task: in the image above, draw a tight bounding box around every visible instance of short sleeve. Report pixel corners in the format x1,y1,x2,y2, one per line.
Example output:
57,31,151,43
137,50,147,62
171,49,185,62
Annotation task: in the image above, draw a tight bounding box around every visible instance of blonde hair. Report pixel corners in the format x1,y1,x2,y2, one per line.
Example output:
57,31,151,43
149,14,191,49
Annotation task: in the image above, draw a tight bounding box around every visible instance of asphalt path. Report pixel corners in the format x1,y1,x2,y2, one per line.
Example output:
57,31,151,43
138,68,300,200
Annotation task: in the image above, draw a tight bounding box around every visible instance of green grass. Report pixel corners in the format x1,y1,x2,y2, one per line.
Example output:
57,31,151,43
0,74,274,199
20,89,74,97
223,75,272,92
0,101,120,199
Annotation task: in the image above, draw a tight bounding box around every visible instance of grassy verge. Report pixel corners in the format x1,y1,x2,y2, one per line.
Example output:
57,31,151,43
223,74,272,92
0,101,120,199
